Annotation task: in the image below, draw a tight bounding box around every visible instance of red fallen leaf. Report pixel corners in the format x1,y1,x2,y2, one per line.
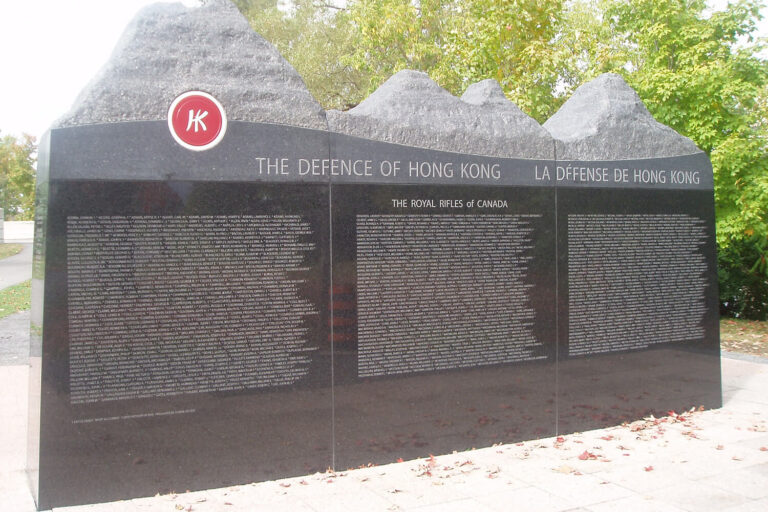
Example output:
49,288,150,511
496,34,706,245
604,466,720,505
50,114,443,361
299,480,309,485
623,453,630,457
760,447,767,451
644,466,654,472
279,483,291,488
396,458,404,463
427,454,437,467
600,435,614,441
578,450,597,460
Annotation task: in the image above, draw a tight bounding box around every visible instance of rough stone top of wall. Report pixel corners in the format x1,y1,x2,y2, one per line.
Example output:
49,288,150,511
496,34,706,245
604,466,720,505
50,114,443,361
544,73,700,160
54,0,326,131
327,71,554,159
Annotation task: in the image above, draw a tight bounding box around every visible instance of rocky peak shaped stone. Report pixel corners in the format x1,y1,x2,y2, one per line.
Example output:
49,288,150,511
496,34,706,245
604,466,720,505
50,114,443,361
460,79,509,107
328,71,553,159
55,0,325,130
543,73,699,159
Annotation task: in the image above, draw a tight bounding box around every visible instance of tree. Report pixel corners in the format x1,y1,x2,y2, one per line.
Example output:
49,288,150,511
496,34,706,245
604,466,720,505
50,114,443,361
437,0,565,122
342,0,449,90
342,0,565,121
592,0,768,317
237,0,768,317
238,0,370,110
0,132,36,221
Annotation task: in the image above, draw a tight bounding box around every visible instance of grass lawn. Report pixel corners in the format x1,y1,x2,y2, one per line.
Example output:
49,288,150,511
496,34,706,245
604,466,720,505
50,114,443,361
0,243,23,260
0,280,31,320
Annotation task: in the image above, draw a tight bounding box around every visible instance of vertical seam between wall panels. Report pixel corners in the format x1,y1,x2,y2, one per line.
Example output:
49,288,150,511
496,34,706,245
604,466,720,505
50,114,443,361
553,140,560,436
326,117,336,471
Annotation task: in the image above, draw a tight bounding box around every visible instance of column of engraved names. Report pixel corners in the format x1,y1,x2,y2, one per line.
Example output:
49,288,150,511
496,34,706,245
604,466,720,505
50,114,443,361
67,215,318,404
356,214,544,378
567,214,708,356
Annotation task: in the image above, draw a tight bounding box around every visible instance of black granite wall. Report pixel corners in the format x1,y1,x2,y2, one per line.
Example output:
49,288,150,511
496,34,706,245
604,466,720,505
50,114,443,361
27,1,720,509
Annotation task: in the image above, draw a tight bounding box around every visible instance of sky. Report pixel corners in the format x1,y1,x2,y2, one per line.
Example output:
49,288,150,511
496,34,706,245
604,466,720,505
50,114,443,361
0,0,201,141
0,0,765,142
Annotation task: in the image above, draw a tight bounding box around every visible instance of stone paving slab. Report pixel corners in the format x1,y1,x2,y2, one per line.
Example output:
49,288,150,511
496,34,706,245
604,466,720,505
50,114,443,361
0,355,765,511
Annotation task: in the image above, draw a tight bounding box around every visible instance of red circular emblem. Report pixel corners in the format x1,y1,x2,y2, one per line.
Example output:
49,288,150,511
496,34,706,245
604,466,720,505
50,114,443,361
167,91,227,151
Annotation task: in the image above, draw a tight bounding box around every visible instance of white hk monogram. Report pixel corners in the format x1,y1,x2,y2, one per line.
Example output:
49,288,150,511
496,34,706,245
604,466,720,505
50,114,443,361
186,109,209,132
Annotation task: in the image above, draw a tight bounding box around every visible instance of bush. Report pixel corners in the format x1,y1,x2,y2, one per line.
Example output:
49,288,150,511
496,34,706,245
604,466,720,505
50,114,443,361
719,237,768,320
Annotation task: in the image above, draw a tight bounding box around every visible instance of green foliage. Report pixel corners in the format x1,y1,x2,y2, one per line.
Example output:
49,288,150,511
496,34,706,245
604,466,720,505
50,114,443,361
239,0,370,110
437,0,565,122
591,0,768,317
243,0,768,317
0,132,36,220
342,0,449,89
719,236,768,320
342,0,565,121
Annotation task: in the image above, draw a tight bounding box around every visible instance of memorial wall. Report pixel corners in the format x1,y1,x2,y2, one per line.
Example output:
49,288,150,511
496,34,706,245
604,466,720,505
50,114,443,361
27,0,721,509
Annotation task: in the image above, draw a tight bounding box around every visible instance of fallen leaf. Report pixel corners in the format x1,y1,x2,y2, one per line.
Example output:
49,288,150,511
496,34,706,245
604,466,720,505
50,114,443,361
716,445,724,450
578,450,597,460
554,465,576,474
396,458,404,463
279,483,291,488
760,447,767,452
644,466,654,472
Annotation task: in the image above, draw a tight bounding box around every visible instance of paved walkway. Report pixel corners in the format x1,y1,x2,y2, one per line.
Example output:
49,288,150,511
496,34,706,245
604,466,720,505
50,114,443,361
0,243,33,289
1,342,766,511
0,310,30,365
